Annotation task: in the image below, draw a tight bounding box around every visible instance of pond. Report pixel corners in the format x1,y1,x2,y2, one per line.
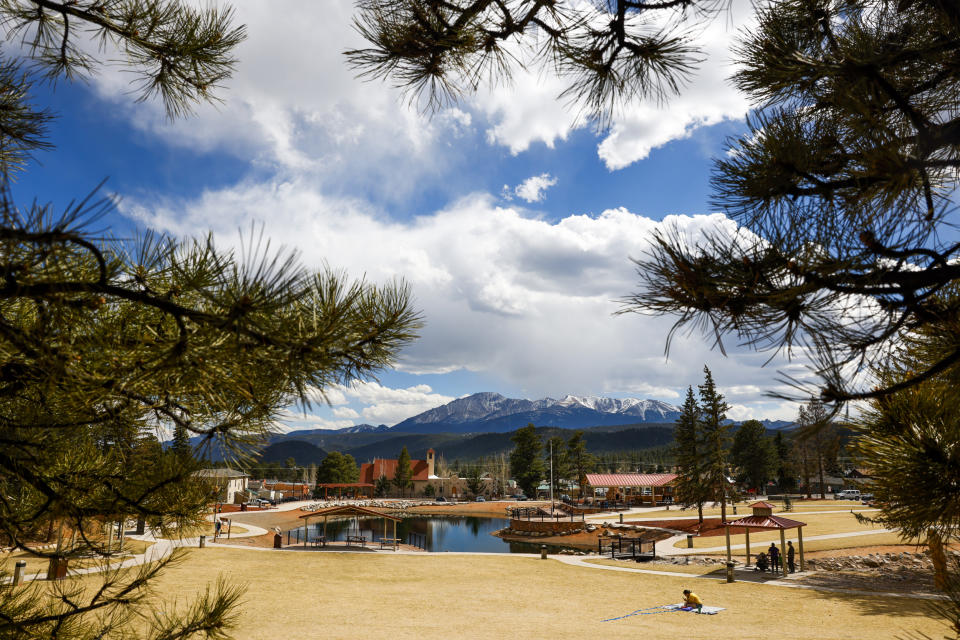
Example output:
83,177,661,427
287,516,579,554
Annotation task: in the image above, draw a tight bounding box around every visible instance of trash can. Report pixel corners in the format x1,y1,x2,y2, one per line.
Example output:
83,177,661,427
687,534,694,548
726,561,735,583
199,535,206,548
273,533,282,549
540,544,547,560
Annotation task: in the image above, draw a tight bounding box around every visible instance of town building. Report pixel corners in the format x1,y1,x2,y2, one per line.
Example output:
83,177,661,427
194,468,249,504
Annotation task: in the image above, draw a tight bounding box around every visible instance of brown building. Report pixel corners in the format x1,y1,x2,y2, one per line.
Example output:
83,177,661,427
360,448,438,496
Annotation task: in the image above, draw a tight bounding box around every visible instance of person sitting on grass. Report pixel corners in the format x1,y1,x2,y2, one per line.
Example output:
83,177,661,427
682,589,703,613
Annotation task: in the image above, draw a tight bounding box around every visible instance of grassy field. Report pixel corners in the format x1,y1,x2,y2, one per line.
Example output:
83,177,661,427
675,512,885,549
610,501,871,522
697,532,916,556
585,558,726,576
106,547,945,640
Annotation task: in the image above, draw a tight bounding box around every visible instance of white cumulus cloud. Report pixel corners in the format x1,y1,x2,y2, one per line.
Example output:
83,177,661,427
514,173,558,203
126,182,808,421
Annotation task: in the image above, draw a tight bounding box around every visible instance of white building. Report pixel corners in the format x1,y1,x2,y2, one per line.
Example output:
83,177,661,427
194,468,249,504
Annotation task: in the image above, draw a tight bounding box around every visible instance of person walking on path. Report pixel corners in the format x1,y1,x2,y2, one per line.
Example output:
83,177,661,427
682,589,703,614
768,543,780,573
787,541,796,573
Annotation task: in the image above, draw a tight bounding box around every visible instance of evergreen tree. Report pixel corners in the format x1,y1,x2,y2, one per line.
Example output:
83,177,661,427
624,0,960,406
375,474,391,498
567,430,595,500
509,423,544,499
316,451,359,485
698,366,732,522
773,431,795,492
347,0,718,121
853,318,960,596
466,464,485,497
393,446,414,497
0,2,420,633
730,420,775,494
673,386,710,523
171,423,193,460
796,398,840,499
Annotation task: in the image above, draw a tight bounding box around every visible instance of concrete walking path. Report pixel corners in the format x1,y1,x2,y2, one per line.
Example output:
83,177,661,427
553,554,945,601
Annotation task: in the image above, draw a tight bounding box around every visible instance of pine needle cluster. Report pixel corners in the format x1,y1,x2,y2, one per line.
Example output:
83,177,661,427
623,0,960,406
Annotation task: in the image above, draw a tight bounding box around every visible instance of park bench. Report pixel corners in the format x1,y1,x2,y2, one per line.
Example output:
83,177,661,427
379,538,400,550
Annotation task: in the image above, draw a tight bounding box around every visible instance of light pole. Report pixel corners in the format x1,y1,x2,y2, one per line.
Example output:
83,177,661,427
549,439,554,510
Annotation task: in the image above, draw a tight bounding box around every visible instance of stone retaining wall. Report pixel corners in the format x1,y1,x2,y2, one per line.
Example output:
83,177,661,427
506,518,585,535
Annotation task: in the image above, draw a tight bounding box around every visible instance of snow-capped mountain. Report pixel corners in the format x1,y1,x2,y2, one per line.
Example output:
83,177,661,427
389,392,682,434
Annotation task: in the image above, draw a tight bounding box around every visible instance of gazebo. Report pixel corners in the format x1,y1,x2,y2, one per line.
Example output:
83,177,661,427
723,501,807,576
299,504,402,550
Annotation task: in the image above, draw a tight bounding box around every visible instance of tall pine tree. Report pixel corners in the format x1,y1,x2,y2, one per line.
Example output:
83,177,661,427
393,446,413,497
673,386,710,524
699,366,732,523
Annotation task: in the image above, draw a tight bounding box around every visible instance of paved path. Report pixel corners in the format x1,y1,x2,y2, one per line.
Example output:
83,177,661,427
11,519,269,584
656,527,896,557
553,554,945,600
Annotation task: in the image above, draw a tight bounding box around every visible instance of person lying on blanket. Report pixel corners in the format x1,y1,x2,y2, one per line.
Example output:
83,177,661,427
682,590,703,613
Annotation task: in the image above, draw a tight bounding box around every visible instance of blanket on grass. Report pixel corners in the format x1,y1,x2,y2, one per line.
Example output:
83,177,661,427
602,603,725,621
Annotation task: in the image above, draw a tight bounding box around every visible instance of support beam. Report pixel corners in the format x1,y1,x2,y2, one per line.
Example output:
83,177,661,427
780,528,788,577
745,529,751,567
725,525,732,563
798,526,806,572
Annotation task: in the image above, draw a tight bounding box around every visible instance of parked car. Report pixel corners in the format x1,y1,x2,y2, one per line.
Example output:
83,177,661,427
475,496,486,502
516,495,528,501
435,496,446,502
834,489,861,500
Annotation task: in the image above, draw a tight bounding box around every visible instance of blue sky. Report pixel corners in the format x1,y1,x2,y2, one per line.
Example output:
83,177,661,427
18,0,813,430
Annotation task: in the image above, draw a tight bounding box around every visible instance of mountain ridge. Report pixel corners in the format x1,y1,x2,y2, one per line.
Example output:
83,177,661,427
388,392,683,434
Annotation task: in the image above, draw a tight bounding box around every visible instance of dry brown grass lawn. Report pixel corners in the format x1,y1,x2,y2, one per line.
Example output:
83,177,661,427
676,512,884,549
610,501,870,522
697,532,915,556
584,558,725,576
124,547,945,640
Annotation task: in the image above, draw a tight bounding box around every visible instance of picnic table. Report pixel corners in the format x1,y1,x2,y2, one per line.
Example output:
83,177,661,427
311,536,326,548
346,535,367,547
379,537,400,550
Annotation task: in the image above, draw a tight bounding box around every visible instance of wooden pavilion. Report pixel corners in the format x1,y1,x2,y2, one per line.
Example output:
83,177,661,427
584,473,677,506
299,504,402,550
314,482,375,499
723,501,807,576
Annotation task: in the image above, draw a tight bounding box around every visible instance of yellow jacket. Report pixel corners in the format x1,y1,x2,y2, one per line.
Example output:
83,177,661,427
684,593,703,607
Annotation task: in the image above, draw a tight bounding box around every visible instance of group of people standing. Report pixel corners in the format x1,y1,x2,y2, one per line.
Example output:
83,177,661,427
754,540,796,573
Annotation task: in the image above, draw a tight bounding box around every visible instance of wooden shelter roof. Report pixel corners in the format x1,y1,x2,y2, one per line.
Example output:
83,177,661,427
315,483,375,488
298,504,402,522
585,473,677,487
723,514,806,530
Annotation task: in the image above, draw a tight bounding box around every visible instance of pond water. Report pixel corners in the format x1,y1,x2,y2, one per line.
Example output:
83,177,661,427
288,516,578,554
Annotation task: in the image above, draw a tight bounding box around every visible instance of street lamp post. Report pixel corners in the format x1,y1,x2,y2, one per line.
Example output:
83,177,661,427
549,440,554,510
